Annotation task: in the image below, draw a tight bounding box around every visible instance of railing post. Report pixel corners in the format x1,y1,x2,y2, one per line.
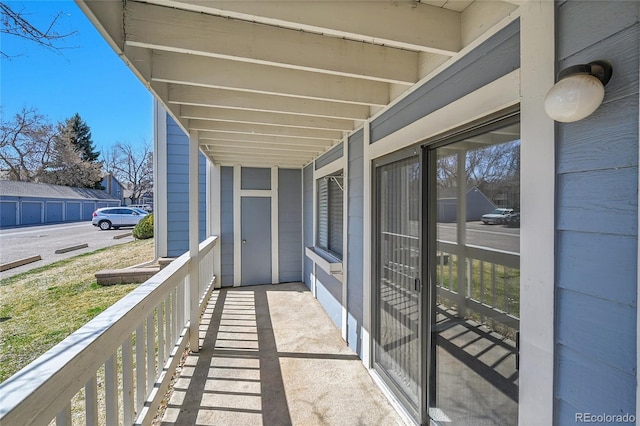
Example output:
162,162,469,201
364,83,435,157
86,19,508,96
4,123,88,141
456,151,467,317
189,129,200,352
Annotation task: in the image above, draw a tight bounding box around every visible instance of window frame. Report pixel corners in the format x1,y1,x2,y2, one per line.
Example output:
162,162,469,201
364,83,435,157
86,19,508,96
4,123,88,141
316,169,344,260
305,151,348,282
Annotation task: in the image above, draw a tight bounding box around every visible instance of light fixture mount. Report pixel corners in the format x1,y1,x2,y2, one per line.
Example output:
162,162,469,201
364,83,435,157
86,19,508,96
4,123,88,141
557,60,613,86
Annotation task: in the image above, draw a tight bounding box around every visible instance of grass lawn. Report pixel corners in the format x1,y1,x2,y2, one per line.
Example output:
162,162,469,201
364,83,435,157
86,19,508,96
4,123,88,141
0,238,155,383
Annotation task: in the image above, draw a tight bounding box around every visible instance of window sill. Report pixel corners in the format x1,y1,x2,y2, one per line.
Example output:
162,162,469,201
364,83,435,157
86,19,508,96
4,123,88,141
305,246,343,277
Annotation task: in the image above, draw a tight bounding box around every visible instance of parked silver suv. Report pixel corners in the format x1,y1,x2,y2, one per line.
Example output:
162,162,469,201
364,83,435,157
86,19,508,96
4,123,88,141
481,208,514,225
92,207,149,230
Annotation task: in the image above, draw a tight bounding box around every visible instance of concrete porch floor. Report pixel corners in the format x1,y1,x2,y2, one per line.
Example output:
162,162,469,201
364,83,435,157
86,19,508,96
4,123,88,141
160,282,405,425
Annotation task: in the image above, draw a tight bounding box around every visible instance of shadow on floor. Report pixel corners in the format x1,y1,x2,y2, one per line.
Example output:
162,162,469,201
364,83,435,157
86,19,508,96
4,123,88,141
161,282,402,426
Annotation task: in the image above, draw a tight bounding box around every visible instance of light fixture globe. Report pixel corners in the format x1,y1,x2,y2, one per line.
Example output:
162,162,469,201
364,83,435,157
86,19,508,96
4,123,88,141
544,60,613,123
544,73,605,122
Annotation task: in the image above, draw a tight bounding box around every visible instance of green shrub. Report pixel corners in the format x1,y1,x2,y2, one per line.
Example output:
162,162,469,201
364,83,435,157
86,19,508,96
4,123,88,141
133,213,154,239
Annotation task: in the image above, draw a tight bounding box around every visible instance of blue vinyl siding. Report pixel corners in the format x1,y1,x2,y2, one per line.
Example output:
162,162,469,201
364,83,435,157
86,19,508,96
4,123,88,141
241,167,271,190
315,267,342,328
278,169,302,283
220,166,234,286
370,20,520,143
554,1,639,419
101,175,124,201
166,115,207,257
347,129,364,356
303,164,313,290
315,142,344,169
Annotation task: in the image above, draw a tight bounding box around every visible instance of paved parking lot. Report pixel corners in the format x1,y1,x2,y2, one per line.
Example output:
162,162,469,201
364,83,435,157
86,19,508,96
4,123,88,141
0,222,139,279
438,221,520,253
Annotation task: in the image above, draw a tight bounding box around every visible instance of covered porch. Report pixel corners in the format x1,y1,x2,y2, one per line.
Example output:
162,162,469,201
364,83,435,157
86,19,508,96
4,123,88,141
1,0,637,425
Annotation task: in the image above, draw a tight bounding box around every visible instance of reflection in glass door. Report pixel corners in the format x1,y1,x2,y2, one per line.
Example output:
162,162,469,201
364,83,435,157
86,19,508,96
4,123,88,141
428,120,520,425
373,152,422,421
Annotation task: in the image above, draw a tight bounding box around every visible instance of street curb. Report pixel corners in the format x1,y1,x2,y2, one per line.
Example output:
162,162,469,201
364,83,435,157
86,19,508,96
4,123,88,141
0,255,42,272
114,232,133,240
54,243,89,254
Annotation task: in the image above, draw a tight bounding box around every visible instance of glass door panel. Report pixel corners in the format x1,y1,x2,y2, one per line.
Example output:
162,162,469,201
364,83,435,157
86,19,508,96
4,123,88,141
429,121,520,425
374,153,422,419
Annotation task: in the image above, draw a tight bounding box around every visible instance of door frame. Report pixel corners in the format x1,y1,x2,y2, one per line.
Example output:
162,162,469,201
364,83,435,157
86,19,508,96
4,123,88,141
233,165,279,286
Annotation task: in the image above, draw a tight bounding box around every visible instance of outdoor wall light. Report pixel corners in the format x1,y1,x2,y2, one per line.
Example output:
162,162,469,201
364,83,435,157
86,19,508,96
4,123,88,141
544,60,613,122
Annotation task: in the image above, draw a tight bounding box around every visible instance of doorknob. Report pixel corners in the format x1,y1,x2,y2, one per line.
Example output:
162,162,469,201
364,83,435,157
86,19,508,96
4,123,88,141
242,239,247,244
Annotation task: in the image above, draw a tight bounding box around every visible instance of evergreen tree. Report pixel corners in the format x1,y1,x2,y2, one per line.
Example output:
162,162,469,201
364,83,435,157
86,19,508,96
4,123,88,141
55,113,103,188
59,113,100,162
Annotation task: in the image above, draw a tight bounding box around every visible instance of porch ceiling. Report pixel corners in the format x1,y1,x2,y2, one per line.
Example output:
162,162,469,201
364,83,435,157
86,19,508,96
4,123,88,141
77,0,519,168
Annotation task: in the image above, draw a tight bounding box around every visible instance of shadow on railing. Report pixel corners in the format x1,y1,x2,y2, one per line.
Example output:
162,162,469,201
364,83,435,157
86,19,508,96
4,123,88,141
0,236,218,426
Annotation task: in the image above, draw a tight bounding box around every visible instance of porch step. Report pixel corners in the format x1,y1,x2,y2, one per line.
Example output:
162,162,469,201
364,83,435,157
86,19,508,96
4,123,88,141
95,267,160,286
158,257,176,269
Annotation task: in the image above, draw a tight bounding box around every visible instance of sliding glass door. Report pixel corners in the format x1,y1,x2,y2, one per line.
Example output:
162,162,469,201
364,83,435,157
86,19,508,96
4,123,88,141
373,116,520,425
428,119,520,425
373,150,423,421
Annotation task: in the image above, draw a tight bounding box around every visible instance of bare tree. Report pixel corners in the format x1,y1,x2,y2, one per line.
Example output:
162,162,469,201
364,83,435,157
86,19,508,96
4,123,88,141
0,108,55,181
103,142,153,204
436,140,520,208
0,107,104,188
37,130,103,187
0,2,77,59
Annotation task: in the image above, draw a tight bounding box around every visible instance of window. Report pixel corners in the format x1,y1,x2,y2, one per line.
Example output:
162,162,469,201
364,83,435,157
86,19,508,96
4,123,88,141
316,171,344,259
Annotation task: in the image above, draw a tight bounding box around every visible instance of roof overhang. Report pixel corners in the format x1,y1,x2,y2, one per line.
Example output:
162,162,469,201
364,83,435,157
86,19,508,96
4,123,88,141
76,0,520,168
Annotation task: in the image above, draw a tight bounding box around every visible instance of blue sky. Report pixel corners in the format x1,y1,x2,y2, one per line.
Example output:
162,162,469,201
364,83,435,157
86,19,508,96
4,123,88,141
1,1,153,155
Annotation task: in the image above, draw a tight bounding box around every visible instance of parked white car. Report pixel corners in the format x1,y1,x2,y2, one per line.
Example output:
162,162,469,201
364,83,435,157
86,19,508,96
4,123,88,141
92,207,149,230
481,208,514,225
129,204,153,212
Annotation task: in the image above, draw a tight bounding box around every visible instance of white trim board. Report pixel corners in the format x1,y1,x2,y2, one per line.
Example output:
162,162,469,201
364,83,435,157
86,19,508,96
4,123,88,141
240,189,272,197
233,166,279,287
305,246,343,277
211,163,222,289
314,156,345,180
341,139,349,341
233,165,241,286
153,101,168,258
362,119,372,369
518,2,555,425
188,128,201,351
271,166,279,284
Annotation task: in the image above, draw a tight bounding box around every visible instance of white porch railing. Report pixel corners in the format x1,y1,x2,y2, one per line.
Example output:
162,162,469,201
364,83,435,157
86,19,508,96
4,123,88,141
0,236,218,426
436,240,520,332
